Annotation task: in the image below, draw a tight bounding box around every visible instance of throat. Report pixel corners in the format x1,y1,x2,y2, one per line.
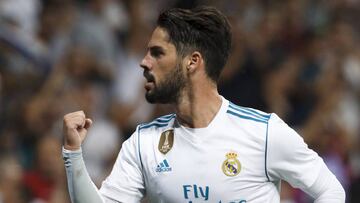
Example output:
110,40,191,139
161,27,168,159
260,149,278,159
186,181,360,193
175,95,222,128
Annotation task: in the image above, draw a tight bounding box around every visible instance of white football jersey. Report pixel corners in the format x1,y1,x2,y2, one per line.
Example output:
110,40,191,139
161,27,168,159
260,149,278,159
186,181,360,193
99,97,325,203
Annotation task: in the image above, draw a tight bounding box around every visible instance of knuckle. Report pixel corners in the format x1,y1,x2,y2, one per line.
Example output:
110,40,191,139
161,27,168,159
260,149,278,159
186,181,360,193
77,110,85,115
63,116,69,123
63,119,71,127
63,111,86,128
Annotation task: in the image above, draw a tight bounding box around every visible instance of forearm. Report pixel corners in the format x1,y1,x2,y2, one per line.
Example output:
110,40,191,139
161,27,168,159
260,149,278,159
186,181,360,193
62,147,105,203
304,163,345,203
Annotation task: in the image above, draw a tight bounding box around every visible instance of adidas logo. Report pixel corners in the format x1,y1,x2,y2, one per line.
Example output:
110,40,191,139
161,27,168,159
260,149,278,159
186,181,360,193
156,159,172,172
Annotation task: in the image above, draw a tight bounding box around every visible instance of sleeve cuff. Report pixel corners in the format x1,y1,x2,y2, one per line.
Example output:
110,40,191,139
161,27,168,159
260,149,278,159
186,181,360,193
62,146,82,154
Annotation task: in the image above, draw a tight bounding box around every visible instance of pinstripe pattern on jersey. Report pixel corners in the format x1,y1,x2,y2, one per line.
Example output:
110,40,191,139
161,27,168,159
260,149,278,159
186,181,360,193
138,114,175,170
227,102,270,123
137,125,144,170
228,102,270,120
226,102,272,182
139,114,176,130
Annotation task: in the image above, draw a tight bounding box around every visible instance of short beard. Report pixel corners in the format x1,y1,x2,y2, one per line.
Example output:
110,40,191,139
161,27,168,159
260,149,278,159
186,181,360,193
145,63,186,104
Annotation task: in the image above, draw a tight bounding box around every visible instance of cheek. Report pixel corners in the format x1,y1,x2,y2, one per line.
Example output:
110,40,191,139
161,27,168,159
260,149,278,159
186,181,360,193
152,64,166,82
154,54,180,78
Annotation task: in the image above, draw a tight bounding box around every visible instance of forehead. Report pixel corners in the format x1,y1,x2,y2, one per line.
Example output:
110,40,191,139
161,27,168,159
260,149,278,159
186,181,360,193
147,27,175,50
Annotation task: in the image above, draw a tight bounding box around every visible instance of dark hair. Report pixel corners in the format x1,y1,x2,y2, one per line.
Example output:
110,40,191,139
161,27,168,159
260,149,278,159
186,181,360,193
157,6,232,82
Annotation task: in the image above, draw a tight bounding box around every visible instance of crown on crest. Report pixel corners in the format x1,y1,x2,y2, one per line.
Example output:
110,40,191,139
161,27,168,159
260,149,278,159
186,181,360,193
226,152,238,159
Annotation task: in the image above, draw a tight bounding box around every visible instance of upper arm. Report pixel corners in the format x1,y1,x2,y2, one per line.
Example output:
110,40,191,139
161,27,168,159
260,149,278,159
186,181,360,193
266,114,325,189
99,127,145,203
266,114,345,202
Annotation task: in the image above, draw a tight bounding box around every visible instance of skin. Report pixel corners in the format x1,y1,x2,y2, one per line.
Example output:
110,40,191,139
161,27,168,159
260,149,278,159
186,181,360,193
63,27,222,150
141,28,185,104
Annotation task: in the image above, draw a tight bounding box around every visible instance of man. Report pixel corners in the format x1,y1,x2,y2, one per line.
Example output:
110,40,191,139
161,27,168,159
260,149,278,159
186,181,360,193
62,6,345,203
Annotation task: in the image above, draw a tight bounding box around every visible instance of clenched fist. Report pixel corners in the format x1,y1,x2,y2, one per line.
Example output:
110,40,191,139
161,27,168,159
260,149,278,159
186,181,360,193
63,111,93,151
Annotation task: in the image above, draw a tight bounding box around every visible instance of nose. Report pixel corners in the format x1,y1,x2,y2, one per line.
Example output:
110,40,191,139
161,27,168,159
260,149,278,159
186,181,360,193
140,53,151,70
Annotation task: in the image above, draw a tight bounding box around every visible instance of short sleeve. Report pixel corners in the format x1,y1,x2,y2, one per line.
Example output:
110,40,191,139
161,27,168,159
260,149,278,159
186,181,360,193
266,114,324,190
99,126,145,202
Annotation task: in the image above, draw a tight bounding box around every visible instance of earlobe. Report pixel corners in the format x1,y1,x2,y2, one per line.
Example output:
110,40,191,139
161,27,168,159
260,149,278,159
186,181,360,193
187,51,202,73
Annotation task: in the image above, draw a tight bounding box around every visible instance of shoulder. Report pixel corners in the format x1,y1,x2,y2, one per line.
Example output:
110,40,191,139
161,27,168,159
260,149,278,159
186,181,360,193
226,101,272,125
267,113,299,140
266,113,310,161
138,113,176,133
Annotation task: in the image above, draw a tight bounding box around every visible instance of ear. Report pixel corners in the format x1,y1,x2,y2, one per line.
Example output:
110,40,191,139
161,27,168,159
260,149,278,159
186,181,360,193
186,51,203,73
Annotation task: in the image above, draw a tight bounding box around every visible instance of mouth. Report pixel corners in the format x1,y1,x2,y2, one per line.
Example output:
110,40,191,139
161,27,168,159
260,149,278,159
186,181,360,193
144,81,155,91
143,71,155,91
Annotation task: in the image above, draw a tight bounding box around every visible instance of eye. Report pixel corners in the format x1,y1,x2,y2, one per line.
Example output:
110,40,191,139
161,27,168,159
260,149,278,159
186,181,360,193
149,47,165,58
151,50,164,58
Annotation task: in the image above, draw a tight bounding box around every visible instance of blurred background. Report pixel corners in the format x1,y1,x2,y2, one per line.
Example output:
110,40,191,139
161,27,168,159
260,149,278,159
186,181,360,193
0,0,359,202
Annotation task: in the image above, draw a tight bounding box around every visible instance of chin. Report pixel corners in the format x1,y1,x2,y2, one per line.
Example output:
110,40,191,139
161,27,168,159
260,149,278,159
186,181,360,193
145,92,157,104
145,93,174,104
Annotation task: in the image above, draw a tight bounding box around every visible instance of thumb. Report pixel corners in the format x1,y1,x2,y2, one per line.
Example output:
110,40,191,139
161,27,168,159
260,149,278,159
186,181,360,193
77,118,92,141
84,118,93,130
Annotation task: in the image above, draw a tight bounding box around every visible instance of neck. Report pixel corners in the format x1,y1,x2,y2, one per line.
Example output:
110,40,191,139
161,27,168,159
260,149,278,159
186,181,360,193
174,81,222,128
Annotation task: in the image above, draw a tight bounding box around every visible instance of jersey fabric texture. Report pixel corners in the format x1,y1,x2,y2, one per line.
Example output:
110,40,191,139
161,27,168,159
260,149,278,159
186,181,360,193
99,97,329,203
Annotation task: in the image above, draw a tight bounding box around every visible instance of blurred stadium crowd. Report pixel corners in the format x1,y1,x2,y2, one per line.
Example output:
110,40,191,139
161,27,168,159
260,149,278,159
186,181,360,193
0,0,359,202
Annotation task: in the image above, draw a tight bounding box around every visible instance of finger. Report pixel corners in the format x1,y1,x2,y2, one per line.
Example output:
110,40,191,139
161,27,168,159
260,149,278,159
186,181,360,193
64,114,86,129
84,118,93,129
65,111,85,120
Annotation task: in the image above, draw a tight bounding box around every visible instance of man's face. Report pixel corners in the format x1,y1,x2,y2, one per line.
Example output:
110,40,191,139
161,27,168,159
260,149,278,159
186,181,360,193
140,27,186,104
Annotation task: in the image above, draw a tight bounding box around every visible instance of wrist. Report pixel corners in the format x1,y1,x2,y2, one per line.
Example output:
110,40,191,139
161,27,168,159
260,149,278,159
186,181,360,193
63,144,81,151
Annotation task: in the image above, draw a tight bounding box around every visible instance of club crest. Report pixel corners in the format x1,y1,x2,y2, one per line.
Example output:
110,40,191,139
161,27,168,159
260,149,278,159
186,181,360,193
222,152,241,177
158,129,174,154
